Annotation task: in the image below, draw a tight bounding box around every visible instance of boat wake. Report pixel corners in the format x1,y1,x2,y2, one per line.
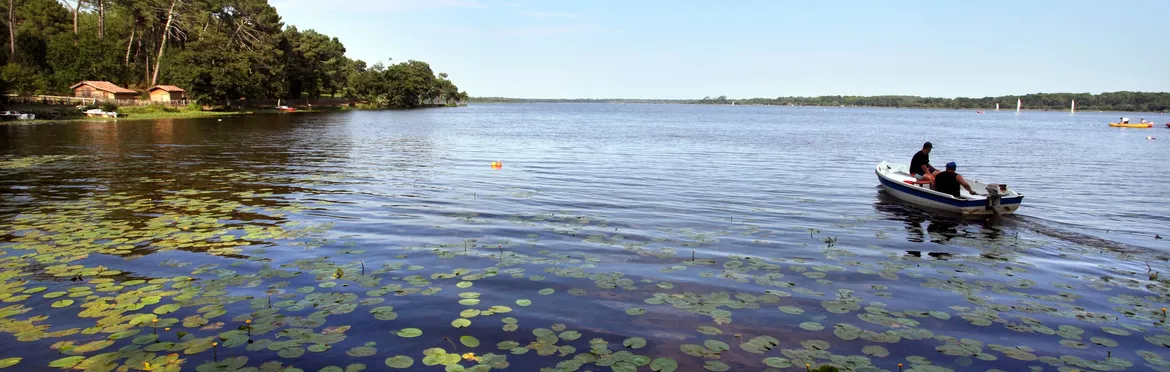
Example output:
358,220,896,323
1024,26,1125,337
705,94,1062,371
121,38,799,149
1009,214,1157,255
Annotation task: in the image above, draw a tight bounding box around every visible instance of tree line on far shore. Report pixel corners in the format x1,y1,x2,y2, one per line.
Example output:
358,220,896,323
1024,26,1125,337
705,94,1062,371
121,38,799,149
472,92,1170,112
0,0,468,108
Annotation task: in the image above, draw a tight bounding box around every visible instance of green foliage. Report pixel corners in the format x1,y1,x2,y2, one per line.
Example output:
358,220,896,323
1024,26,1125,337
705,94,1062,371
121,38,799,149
1,64,46,95
0,0,466,108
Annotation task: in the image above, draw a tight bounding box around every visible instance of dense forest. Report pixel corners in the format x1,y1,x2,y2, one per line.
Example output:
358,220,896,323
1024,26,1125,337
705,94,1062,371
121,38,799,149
473,92,1170,112
0,0,468,107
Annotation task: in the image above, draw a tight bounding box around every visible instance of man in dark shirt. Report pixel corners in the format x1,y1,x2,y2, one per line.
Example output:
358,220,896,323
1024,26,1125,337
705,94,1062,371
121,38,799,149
909,142,939,183
933,162,977,198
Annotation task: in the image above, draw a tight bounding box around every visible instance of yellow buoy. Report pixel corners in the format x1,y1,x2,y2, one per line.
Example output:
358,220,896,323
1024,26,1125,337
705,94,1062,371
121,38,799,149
491,161,502,169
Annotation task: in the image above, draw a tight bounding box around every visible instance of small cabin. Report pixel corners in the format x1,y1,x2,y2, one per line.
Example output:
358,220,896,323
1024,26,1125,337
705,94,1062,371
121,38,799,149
148,85,187,102
70,81,138,100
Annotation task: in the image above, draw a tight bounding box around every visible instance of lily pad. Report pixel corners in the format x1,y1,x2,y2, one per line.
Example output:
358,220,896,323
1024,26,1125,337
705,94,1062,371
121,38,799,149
763,357,792,368
451,319,471,328
623,337,647,349
650,358,678,372
538,288,555,295
516,299,531,306
460,336,479,347
0,358,20,369
799,322,825,331
863,345,890,357
51,300,74,308
697,326,723,335
385,356,414,369
703,361,730,371
397,328,422,338
625,308,646,316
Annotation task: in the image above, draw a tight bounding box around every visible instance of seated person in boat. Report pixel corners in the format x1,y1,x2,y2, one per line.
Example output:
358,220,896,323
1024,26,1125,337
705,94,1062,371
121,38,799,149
933,162,976,198
909,142,940,183
1120,117,1129,124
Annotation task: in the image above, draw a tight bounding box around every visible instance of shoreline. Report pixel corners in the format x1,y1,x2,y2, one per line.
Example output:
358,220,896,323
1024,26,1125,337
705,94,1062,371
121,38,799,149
0,104,457,125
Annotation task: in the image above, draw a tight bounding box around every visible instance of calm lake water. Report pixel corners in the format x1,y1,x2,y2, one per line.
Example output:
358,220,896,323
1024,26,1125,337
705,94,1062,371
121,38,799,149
1,104,1168,372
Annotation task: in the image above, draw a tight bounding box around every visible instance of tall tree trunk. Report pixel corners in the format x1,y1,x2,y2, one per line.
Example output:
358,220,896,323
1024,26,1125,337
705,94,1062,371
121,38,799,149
144,52,150,86
97,0,103,39
124,24,134,65
7,0,14,61
71,0,80,45
151,0,178,87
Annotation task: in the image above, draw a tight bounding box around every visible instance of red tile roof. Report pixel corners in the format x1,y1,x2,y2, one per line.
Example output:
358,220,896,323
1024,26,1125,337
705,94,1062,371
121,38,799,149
149,85,186,92
70,81,137,94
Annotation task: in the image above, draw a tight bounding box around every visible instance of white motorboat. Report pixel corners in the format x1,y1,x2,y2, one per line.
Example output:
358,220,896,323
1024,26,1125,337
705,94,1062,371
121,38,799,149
875,161,1024,215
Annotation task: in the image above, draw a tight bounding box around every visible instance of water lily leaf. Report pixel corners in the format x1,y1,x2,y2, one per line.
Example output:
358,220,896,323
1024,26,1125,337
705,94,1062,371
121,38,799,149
110,329,142,340
460,336,479,347
560,331,581,341
347,346,377,357
516,299,531,306
625,308,646,316
43,291,67,299
278,347,306,358
799,322,824,331
650,358,678,372
697,326,722,335
320,367,343,372
195,356,248,372
704,339,730,352
48,356,85,369
153,304,181,315
0,358,20,369
538,288,554,295
451,319,471,328
763,357,792,368
488,306,512,313
740,336,779,353
385,356,413,369
863,345,889,357
51,300,74,308
703,361,730,371
396,328,422,338
132,334,159,345
1090,337,1118,347
778,306,804,315
623,337,646,349
458,299,480,306
497,341,519,350
800,339,829,350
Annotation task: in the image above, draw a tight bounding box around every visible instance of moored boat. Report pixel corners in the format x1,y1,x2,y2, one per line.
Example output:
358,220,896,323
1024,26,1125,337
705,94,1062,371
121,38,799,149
1108,122,1152,128
875,161,1023,215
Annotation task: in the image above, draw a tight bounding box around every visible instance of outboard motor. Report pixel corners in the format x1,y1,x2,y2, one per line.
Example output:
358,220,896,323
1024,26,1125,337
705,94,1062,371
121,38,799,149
985,184,1004,214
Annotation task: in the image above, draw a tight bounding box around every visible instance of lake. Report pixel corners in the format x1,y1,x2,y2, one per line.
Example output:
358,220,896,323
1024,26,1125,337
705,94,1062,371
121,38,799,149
1,104,1168,372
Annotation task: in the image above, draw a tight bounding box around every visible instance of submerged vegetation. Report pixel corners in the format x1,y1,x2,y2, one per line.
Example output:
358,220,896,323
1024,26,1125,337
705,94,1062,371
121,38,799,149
2,151,1170,372
0,0,467,108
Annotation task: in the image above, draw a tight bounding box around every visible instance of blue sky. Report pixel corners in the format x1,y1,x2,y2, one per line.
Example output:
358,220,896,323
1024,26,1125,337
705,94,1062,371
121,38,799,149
271,0,1170,99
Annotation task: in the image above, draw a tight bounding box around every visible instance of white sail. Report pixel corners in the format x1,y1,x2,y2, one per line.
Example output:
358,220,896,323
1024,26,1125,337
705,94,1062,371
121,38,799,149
1070,100,1076,115
995,103,999,111
1016,99,1021,115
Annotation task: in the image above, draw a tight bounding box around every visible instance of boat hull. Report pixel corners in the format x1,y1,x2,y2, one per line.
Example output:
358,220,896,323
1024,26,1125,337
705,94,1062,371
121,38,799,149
1109,122,1152,128
875,162,1023,216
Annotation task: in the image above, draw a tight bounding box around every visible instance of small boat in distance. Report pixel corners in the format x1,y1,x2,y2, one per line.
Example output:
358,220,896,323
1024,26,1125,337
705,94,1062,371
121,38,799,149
995,103,999,111
1016,98,1021,115
0,111,35,120
276,99,296,112
875,161,1023,215
1108,122,1153,128
1070,100,1075,116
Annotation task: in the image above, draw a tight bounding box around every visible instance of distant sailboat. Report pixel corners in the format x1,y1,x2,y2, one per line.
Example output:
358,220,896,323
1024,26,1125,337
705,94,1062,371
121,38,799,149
995,103,999,112
1070,100,1076,116
1016,99,1021,116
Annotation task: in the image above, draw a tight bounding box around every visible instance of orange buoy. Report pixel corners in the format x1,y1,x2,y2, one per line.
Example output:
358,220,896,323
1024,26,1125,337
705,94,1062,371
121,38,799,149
491,161,502,169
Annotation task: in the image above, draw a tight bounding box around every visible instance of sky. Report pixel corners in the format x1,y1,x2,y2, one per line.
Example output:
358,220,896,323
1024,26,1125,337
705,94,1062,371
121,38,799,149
270,0,1170,99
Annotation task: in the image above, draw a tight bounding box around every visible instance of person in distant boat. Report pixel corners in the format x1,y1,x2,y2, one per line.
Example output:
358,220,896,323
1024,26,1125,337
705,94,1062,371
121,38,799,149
1120,117,1130,124
932,162,977,198
909,142,939,183
1139,118,1148,124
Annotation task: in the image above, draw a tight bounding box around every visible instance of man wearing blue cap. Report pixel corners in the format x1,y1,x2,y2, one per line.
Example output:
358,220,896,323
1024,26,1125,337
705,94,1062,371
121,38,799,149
932,162,977,198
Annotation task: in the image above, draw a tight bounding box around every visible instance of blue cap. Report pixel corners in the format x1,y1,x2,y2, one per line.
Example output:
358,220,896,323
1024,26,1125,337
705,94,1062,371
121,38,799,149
946,162,957,170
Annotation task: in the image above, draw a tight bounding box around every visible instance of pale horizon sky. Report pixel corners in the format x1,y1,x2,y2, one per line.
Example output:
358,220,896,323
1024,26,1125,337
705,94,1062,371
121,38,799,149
271,0,1170,99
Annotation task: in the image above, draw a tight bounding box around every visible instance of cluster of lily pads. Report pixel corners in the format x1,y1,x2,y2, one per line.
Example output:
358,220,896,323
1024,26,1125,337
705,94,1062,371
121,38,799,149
2,155,1169,372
